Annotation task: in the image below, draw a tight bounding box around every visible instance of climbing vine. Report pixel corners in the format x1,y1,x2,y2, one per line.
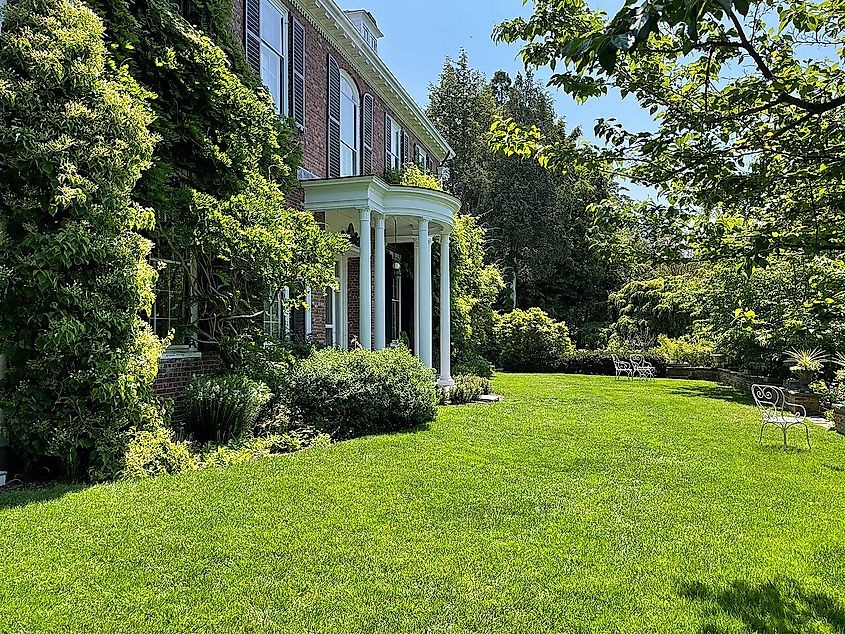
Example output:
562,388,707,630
86,0,347,357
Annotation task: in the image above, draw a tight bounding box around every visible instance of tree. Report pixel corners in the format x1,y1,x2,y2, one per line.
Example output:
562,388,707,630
492,0,845,270
488,71,617,321
0,0,164,479
427,50,498,217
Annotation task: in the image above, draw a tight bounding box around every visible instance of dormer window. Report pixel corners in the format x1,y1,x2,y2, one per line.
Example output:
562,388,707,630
344,9,383,55
361,24,378,52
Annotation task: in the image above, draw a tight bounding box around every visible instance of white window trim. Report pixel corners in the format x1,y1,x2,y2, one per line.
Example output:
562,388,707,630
339,69,360,177
387,115,402,171
260,0,289,116
151,257,198,354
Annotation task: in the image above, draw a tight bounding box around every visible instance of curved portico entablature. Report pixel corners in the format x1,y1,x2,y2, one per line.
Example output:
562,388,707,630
301,175,459,235
302,176,460,386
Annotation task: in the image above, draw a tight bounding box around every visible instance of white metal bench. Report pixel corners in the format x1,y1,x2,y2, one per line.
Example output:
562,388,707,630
612,354,633,380
752,384,811,450
630,354,656,380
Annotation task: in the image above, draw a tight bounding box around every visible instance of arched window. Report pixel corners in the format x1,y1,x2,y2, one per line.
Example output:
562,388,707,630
339,71,359,177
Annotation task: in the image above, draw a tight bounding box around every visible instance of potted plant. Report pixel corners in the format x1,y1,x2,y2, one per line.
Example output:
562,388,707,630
784,348,829,392
711,352,726,368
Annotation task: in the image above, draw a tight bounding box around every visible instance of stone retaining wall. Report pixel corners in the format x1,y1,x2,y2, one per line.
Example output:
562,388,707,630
834,405,845,435
667,366,821,415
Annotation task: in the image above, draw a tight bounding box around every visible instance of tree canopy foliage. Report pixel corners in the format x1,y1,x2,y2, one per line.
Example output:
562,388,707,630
492,0,845,271
427,52,618,327
0,0,165,479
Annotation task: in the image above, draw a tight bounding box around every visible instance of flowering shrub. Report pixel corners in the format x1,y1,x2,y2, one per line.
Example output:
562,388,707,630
0,0,165,480
183,375,272,443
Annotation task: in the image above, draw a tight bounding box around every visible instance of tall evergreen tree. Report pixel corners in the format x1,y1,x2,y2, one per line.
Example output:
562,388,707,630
426,50,497,217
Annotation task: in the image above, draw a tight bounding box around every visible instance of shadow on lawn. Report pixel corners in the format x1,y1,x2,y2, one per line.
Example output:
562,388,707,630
667,383,753,407
0,483,85,512
681,578,845,633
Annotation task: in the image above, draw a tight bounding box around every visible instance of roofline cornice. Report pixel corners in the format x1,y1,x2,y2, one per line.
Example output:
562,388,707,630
290,0,453,161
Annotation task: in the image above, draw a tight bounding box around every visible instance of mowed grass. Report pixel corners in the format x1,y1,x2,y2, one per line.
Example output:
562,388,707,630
2,375,845,633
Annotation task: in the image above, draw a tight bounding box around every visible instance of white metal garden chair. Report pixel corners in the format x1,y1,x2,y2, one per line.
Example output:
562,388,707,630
752,384,811,450
630,354,656,379
612,354,633,380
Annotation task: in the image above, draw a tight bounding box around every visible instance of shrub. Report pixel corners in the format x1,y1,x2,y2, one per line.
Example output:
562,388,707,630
283,347,437,437
453,352,495,379
439,375,492,405
121,426,198,480
199,430,330,469
575,321,612,350
0,0,166,480
557,350,667,377
650,335,715,366
494,308,575,372
254,403,293,436
183,375,272,443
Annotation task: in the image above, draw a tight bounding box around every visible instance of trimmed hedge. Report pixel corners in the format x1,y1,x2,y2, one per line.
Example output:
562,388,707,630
283,347,438,437
558,350,667,377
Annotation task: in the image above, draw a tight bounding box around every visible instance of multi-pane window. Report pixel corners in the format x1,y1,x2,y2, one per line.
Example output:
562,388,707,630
387,116,402,171
151,259,192,346
361,24,378,52
340,71,359,177
263,295,285,339
259,0,287,114
415,146,428,171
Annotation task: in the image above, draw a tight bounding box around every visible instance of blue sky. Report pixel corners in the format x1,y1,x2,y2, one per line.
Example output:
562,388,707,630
339,1,657,199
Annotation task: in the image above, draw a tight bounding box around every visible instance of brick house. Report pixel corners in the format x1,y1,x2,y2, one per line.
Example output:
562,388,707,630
153,0,459,401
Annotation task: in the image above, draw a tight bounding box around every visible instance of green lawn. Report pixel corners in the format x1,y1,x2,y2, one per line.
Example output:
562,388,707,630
2,375,845,633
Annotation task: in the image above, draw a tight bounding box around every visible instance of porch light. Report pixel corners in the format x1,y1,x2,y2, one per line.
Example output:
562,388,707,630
393,260,402,279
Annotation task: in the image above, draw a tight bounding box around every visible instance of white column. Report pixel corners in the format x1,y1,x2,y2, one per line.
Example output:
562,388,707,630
418,219,433,368
305,288,313,338
339,255,349,349
358,208,372,350
438,232,454,386
413,234,420,354
374,214,386,350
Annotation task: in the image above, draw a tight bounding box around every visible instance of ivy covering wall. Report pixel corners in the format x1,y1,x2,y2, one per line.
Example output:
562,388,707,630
86,0,347,357
0,0,347,480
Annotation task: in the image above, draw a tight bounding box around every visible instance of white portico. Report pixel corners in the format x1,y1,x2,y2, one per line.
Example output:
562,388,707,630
302,175,459,386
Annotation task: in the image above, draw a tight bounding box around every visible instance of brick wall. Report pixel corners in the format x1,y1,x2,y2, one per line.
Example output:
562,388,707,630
347,257,359,345
231,0,441,178
154,352,223,422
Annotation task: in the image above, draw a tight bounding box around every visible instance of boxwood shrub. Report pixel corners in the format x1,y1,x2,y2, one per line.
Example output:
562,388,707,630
283,347,437,437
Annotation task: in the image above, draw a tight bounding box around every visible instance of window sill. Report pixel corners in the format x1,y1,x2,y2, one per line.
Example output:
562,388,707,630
161,346,203,360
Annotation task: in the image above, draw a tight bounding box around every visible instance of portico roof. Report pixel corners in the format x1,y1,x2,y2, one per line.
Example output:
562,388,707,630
301,175,460,237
